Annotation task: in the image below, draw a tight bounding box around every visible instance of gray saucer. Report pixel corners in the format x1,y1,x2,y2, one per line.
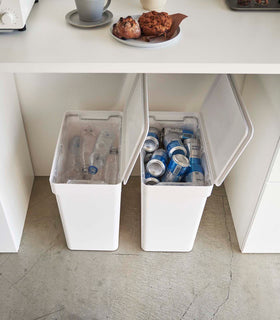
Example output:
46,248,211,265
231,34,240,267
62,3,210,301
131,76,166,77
66,9,113,28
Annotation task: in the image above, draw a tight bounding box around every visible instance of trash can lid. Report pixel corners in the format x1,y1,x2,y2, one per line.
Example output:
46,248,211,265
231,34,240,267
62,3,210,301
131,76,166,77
120,74,149,185
200,75,254,187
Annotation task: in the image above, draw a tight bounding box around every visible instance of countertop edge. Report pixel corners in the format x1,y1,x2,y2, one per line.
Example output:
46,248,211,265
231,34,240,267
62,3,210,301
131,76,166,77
1,62,280,74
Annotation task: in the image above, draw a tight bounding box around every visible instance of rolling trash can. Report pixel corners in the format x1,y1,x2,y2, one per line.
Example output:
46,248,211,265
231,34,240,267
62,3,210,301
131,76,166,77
50,74,148,250
141,75,254,252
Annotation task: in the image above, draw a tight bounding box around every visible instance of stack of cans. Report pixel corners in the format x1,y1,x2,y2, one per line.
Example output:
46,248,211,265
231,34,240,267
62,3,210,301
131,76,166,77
143,126,205,186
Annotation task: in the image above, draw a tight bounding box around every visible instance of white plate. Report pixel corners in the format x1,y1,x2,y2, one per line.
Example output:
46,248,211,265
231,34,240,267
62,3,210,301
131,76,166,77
110,15,181,48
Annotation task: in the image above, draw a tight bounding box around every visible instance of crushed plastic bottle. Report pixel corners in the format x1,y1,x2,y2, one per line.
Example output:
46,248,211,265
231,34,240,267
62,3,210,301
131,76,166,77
88,130,114,182
66,135,83,182
55,143,66,183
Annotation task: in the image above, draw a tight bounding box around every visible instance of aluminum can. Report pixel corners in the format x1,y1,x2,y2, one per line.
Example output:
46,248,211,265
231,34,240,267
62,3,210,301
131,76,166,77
145,170,160,185
162,154,189,182
146,149,168,177
143,127,160,153
164,127,193,140
183,164,204,185
182,136,191,158
189,157,201,166
163,133,187,158
184,138,201,159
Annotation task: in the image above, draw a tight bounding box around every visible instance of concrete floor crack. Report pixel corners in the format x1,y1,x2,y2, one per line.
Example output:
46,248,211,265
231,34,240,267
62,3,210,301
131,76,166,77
210,197,234,320
9,241,57,289
31,306,65,320
179,283,210,320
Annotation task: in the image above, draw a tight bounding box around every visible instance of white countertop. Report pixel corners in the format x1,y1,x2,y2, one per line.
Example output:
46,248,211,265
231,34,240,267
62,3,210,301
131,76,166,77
0,0,280,73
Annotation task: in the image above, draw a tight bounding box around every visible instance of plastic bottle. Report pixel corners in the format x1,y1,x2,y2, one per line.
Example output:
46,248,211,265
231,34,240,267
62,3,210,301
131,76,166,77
88,130,114,182
66,135,83,182
81,126,96,179
55,144,66,183
104,148,119,184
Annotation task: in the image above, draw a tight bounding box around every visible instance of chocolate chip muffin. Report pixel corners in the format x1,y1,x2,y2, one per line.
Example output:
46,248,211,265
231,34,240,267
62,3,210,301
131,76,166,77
138,11,172,37
113,16,141,40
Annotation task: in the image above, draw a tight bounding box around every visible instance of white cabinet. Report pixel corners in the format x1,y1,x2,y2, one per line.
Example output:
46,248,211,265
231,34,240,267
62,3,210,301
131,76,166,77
225,75,280,253
1,72,279,254
0,74,34,252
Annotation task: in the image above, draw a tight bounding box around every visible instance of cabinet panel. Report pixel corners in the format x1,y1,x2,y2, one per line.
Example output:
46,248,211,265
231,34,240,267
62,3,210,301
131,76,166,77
243,182,280,253
0,74,34,252
225,74,280,252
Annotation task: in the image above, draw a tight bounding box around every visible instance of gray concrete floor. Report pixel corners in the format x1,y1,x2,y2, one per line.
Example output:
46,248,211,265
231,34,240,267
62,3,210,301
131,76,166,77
0,177,280,320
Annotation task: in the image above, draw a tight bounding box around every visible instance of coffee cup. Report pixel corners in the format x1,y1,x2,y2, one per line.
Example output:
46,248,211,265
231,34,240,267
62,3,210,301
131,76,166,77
75,0,111,22
140,0,167,10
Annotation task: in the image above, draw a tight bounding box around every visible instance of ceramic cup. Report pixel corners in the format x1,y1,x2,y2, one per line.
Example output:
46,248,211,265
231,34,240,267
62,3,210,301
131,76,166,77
140,0,167,10
75,0,111,22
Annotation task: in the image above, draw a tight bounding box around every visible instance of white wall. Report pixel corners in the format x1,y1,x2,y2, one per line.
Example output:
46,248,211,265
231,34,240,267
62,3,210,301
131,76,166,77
15,74,126,175
15,73,218,176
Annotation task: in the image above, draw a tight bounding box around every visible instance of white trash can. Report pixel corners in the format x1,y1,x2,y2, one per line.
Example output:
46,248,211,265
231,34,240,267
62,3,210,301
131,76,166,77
50,74,148,251
141,75,254,252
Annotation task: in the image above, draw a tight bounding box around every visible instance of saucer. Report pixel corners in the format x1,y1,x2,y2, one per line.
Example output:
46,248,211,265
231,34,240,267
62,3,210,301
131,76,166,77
66,10,113,28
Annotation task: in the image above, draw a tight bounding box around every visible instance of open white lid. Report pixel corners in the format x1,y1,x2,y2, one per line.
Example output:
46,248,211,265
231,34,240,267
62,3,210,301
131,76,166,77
120,74,149,185
200,75,254,187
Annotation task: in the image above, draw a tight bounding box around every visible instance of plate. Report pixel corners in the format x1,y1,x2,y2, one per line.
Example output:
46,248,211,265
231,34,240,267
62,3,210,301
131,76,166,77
66,9,113,28
110,15,181,48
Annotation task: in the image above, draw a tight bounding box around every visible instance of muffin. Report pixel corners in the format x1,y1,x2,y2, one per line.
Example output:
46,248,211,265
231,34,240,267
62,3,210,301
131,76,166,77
113,16,141,40
138,11,172,37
